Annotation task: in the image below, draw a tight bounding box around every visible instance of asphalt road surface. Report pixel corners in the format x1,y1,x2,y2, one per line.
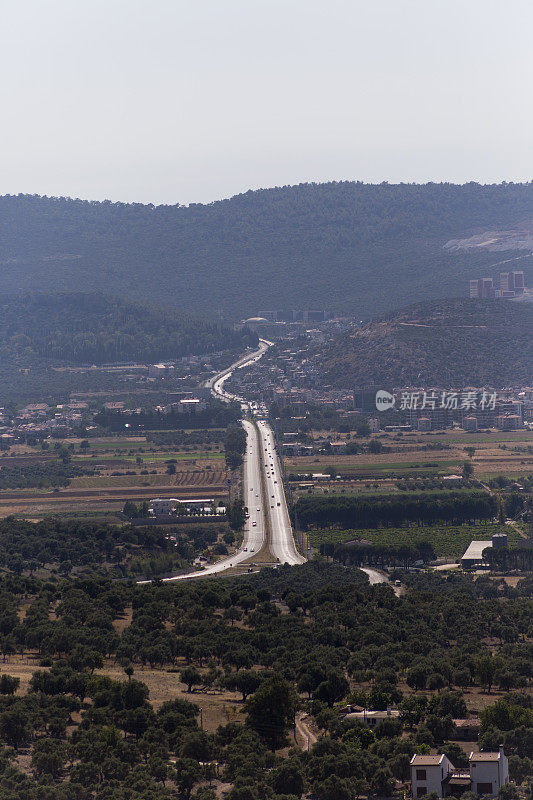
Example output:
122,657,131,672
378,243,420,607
140,341,388,583
141,417,265,583
360,568,388,584
256,419,306,565
139,340,294,582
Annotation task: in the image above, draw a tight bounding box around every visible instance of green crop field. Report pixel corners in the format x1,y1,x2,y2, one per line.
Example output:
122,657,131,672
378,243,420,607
288,460,461,477
308,522,522,559
73,450,223,464
119,451,223,462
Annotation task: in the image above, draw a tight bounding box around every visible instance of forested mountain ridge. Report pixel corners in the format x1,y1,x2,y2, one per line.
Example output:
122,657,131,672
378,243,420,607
320,298,533,388
0,292,255,366
1,183,532,318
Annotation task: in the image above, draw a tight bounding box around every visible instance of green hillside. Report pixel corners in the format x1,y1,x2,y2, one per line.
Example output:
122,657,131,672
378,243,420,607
1,183,532,319
0,292,255,366
320,298,533,388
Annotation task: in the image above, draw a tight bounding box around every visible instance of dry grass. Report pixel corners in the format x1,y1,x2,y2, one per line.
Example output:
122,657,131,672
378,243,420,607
0,656,246,733
98,663,245,731
112,605,133,634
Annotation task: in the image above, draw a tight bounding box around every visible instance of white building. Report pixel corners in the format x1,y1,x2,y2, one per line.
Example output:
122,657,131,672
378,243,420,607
461,539,492,569
410,748,509,798
149,363,175,378
176,398,207,413
330,441,347,454
150,498,179,515
345,708,400,728
469,748,509,797
149,497,223,517
410,754,455,798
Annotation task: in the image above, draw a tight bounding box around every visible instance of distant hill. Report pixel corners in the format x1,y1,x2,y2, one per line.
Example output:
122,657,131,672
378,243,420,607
0,292,255,367
320,299,533,388
0,183,532,319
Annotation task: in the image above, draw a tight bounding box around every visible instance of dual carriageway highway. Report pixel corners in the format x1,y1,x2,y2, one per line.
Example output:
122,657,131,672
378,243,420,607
153,340,303,582
147,340,384,584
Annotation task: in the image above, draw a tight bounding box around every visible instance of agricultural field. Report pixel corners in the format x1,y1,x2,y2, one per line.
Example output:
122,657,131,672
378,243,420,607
284,427,533,485
0,434,232,518
308,521,523,559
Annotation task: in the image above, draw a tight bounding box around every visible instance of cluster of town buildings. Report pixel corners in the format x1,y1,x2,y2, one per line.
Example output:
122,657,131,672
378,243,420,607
0,401,90,442
469,269,527,299
0,386,211,444
387,390,532,432
103,392,208,417
227,336,533,434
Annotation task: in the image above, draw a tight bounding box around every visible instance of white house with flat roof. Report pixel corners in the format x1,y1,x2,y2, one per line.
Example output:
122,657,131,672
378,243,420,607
149,498,224,517
345,708,400,728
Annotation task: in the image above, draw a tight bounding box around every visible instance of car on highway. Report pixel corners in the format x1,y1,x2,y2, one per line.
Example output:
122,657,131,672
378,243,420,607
252,521,256,526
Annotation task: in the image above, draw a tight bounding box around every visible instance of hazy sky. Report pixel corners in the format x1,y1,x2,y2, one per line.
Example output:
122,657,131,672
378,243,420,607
1,0,532,205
